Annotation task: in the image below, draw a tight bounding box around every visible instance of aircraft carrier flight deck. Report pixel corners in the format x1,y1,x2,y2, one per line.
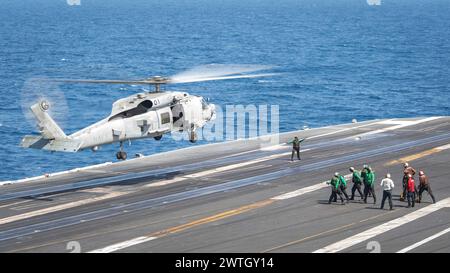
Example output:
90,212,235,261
0,117,449,253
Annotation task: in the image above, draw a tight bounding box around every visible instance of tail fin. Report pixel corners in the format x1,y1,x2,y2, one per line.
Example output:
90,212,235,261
30,101,66,140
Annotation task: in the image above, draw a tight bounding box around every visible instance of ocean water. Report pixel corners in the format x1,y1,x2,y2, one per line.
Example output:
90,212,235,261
0,0,449,181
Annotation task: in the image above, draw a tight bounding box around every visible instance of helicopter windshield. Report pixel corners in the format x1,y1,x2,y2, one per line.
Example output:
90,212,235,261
201,98,208,110
109,100,153,120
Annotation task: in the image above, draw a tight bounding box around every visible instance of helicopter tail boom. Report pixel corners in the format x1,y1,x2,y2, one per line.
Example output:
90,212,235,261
20,135,82,152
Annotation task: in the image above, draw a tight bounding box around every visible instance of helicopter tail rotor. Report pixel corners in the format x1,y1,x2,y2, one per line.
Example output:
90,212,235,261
20,77,69,132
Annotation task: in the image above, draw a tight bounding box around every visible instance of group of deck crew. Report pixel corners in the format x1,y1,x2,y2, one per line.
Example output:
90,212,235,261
286,136,436,210
326,163,436,210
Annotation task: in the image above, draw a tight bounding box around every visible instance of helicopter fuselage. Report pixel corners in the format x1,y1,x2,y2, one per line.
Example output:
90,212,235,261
20,64,274,158
21,91,216,153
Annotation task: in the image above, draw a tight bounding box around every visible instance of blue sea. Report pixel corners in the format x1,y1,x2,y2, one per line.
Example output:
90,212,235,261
0,0,449,181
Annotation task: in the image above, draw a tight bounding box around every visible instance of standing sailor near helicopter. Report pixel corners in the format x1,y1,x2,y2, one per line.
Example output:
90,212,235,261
332,173,350,203
349,167,364,200
327,173,345,205
288,136,305,161
418,170,436,203
401,162,417,201
363,166,376,204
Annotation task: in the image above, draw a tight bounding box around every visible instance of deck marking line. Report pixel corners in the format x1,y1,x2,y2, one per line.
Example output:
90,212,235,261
0,191,126,226
89,174,347,253
313,197,450,253
88,199,274,253
385,143,450,166
356,117,441,138
397,226,450,253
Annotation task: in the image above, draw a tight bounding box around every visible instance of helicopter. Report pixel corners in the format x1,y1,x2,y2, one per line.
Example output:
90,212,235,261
20,65,276,160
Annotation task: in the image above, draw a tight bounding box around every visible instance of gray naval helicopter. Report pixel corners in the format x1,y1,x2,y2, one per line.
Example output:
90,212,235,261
21,65,275,160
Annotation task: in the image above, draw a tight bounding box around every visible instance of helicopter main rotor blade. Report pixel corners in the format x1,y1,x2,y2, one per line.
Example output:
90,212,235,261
169,73,278,84
52,79,168,85
169,64,275,83
48,64,278,86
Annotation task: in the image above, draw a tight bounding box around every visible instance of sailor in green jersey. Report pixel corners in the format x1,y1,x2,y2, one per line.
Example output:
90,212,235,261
361,165,367,183
338,174,350,202
363,167,377,204
361,165,367,195
349,167,364,200
327,173,345,204
361,164,372,197
287,136,305,161
333,173,350,202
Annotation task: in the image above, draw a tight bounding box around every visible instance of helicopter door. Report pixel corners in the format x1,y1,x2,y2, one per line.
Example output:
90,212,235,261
180,99,203,130
156,108,172,132
171,104,185,131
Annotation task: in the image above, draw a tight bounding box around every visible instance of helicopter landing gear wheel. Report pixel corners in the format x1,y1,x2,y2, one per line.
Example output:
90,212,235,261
116,141,127,160
189,130,198,143
154,135,162,141
116,151,127,160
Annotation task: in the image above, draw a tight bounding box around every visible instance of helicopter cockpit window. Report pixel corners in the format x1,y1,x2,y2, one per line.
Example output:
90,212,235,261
140,100,153,109
161,112,170,124
201,98,208,110
109,100,153,120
